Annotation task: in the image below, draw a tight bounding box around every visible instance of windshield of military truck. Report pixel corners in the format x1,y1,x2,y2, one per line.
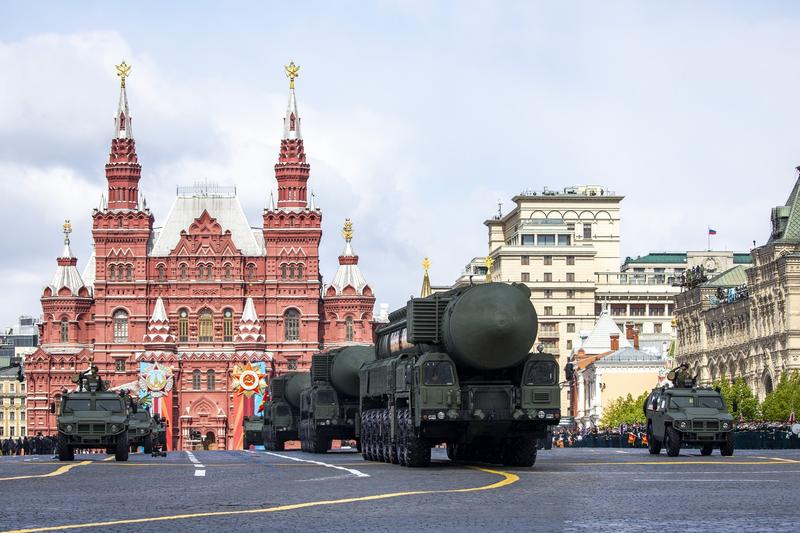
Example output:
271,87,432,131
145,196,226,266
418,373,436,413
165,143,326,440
423,362,455,386
63,399,91,412
132,412,150,420
275,405,290,416
525,361,557,386
96,399,124,412
668,395,725,410
316,390,335,405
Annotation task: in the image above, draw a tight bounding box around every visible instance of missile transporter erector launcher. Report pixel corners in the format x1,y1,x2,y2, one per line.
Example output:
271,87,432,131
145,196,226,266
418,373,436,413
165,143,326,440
299,346,376,453
262,372,310,451
360,282,560,467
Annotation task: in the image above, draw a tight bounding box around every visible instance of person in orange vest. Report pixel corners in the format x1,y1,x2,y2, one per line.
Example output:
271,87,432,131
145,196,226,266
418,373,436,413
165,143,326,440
628,432,636,446
642,433,648,447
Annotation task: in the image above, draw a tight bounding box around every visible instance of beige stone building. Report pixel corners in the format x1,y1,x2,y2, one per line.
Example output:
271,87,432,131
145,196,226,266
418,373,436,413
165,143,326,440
485,186,623,382
675,174,800,400
0,366,26,439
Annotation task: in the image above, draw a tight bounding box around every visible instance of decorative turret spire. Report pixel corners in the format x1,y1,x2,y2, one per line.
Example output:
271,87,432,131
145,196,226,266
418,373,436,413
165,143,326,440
329,219,369,294
144,296,176,345
61,219,74,259
275,61,311,209
106,61,142,211
46,220,87,296
234,297,266,346
484,256,494,281
420,258,432,297
268,191,276,211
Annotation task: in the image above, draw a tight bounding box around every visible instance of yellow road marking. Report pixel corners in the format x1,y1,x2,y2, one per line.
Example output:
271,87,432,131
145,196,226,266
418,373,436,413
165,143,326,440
2,466,517,533
0,461,91,482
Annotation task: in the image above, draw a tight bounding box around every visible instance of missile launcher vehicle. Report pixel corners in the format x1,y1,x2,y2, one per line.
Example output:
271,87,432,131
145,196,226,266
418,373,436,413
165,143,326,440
360,282,560,467
243,415,265,449
262,371,311,451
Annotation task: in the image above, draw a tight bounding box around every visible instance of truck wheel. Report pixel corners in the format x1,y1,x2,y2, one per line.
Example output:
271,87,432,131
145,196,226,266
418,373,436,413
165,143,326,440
375,410,386,463
401,408,430,467
57,435,74,461
700,444,713,456
275,438,285,452
720,433,735,457
115,430,130,462
144,435,154,455
665,426,681,457
396,408,408,466
502,437,537,467
310,426,328,454
360,412,370,460
384,409,398,464
647,425,662,455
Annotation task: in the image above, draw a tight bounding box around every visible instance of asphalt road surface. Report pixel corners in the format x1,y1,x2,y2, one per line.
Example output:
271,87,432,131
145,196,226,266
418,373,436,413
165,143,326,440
1,447,798,532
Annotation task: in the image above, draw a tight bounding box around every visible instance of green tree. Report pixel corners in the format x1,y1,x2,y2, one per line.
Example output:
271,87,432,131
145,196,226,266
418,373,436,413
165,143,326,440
712,376,760,421
599,391,649,428
761,371,800,422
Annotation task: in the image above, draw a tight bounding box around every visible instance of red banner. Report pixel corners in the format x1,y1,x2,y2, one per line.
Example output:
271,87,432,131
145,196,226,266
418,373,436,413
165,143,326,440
231,394,245,450
160,393,174,451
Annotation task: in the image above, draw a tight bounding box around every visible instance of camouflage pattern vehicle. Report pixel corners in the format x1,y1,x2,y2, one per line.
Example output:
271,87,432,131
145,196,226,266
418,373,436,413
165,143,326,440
243,416,265,449
128,409,155,454
53,363,133,461
645,364,735,457
299,346,375,453
262,372,310,451
360,282,560,468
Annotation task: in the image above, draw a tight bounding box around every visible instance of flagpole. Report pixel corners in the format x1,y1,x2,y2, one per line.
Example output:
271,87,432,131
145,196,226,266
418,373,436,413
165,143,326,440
707,227,710,252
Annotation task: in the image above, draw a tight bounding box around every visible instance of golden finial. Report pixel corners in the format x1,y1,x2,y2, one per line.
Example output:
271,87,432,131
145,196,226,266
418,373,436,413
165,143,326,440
115,61,132,88
422,257,431,273
284,61,300,90
421,257,432,297
484,256,494,281
62,219,72,244
342,218,353,242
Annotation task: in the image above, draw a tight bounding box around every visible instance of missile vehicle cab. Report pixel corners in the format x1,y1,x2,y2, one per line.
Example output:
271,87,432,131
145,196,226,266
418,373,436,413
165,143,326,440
360,282,560,468
53,364,133,461
645,364,735,457
243,416,265,449
262,372,311,451
299,346,375,453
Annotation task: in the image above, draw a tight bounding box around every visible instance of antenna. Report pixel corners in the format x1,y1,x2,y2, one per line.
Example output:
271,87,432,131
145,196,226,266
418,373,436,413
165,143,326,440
497,199,503,219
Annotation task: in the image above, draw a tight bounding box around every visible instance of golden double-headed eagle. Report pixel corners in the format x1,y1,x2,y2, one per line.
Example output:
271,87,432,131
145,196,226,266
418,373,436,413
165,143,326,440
342,218,353,242
284,61,300,89
115,61,132,88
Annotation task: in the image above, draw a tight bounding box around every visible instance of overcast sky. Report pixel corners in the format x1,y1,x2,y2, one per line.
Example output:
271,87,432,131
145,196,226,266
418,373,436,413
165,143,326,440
1,1,799,327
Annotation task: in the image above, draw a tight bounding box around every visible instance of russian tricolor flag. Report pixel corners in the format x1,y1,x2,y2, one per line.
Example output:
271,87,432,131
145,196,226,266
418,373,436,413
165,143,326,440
708,228,717,235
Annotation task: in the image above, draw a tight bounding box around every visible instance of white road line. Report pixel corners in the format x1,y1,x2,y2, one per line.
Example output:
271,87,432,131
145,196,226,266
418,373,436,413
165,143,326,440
263,451,370,478
194,470,206,477
194,464,205,468
186,451,206,477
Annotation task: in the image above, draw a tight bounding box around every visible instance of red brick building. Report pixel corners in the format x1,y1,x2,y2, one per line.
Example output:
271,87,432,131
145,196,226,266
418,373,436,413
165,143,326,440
25,64,376,450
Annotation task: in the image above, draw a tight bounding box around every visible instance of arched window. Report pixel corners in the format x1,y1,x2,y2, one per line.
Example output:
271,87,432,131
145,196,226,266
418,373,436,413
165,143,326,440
345,316,354,342
108,265,116,281
126,265,133,281
224,263,232,280
289,265,295,279
247,264,255,281
197,264,205,280
281,265,287,280
223,309,234,342
205,264,213,280
60,318,69,343
198,309,214,342
113,310,129,343
157,264,166,281
179,264,188,280
284,309,300,341
192,369,201,390
207,370,216,391
297,264,303,279
178,309,189,342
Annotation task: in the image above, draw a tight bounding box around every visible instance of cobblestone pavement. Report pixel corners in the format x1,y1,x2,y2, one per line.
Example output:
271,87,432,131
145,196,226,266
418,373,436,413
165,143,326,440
0,447,798,532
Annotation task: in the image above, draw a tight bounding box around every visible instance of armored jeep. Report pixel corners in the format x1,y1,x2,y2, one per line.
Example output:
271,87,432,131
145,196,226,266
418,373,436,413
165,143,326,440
644,364,735,457
53,363,132,461
151,414,168,456
128,409,155,454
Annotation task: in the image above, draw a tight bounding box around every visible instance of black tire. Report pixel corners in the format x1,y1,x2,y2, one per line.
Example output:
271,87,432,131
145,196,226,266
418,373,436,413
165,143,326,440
309,425,328,454
57,435,74,462
401,408,430,467
360,411,370,461
700,444,713,456
396,408,408,466
115,431,130,462
275,438,285,452
720,432,735,457
502,437,537,467
647,425,662,455
144,435,154,455
665,426,681,457
376,410,386,463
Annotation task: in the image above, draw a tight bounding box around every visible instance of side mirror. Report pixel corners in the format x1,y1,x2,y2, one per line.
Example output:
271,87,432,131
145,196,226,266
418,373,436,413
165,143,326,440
564,363,575,382
49,402,55,414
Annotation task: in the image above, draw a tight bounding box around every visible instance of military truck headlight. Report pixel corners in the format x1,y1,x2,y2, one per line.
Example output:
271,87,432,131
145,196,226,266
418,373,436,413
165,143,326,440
437,411,445,420
678,421,688,429
65,424,73,432
722,421,731,430
110,424,119,432
537,410,546,419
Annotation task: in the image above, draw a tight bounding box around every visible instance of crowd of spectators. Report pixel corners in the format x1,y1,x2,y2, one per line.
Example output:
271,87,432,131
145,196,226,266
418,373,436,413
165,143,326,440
1,433,57,455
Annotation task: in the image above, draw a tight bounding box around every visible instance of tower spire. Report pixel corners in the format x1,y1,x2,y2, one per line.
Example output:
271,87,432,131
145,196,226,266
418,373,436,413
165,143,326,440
106,60,142,211
275,61,310,209
420,258,432,297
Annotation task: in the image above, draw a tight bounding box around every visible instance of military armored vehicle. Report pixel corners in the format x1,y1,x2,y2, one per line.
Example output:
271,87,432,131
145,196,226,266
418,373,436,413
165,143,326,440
151,414,168,456
360,282,560,468
243,416,265,449
53,363,132,461
262,372,311,451
128,409,155,454
299,345,375,453
645,364,735,457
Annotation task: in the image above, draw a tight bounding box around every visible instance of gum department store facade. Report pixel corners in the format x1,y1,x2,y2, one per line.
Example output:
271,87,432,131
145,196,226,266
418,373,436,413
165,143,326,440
675,173,800,400
25,63,376,450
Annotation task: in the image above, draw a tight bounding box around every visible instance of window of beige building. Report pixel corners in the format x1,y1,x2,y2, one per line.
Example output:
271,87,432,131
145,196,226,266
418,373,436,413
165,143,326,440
544,289,553,299
583,224,592,239
566,272,575,282
521,256,529,266
543,273,552,282
543,256,552,266
521,272,530,282
567,290,575,299
654,323,663,333
544,306,553,315
567,306,575,316
566,339,573,350
567,323,575,333
566,256,575,266
630,304,646,316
